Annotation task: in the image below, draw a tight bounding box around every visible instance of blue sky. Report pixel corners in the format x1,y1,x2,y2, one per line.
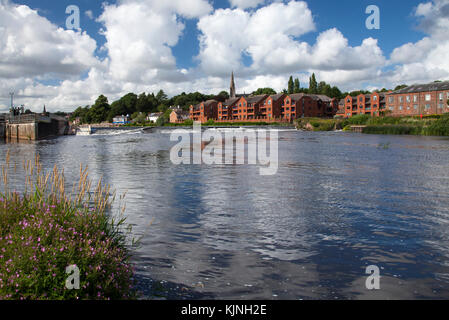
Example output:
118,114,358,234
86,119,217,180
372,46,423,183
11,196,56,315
1,0,448,111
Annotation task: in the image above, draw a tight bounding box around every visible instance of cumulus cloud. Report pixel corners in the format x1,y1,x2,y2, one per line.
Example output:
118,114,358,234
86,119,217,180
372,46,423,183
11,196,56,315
0,1,99,80
197,0,385,85
387,0,449,84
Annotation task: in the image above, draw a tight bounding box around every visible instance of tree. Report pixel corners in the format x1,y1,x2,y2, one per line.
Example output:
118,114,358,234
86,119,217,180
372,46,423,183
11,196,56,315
88,95,110,124
394,84,408,91
252,88,277,96
136,93,154,113
294,79,300,93
288,76,294,94
156,90,168,105
216,91,230,101
309,73,318,94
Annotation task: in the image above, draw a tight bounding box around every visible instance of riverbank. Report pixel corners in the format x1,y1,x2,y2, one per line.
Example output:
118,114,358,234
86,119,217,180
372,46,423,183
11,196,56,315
0,153,135,300
296,114,449,136
122,121,294,128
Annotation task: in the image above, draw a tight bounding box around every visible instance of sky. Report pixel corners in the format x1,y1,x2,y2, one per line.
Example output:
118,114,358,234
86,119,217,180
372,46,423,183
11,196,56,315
0,0,448,112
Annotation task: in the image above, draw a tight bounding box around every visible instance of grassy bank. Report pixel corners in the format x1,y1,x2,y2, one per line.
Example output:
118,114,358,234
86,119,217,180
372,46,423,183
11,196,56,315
124,120,293,128
0,153,135,300
297,114,449,136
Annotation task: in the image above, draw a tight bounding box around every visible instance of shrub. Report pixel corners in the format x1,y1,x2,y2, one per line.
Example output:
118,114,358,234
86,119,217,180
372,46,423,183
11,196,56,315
363,124,423,135
0,153,135,300
342,114,370,126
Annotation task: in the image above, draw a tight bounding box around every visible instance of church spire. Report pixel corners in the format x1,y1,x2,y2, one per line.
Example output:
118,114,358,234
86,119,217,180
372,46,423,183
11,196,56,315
230,71,236,98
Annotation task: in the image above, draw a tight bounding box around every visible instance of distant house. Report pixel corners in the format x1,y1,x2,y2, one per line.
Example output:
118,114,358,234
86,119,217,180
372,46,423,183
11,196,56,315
113,115,130,124
147,112,163,123
170,108,189,123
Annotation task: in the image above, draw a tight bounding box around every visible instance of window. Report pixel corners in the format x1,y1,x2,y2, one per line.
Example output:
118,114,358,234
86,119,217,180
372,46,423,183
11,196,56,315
373,96,378,101
414,95,418,102
399,96,403,103
399,106,403,111
425,94,431,101
439,93,444,100
389,97,394,103
389,107,394,111
439,104,444,109
406,96,410,102
268,100,272,105
359,97,363,102
425,104,430,110
414,104,418,110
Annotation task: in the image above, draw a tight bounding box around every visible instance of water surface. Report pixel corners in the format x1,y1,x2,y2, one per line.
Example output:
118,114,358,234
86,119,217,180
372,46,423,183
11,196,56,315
1,128,449,299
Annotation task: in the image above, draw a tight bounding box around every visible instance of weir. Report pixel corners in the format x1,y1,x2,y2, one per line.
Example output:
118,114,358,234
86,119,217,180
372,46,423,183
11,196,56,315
0,114,69,141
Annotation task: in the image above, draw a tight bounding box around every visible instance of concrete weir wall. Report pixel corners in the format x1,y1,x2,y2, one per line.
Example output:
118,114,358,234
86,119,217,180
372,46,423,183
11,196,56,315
6,123,37,141
0,123,5,139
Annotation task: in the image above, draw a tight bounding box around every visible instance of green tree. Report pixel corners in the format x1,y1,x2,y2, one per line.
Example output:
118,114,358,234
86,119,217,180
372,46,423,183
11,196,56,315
309,73,318,94
294,79,300,93
394,84,408,91
156,90,168,105
288,76,294,94
136,93,154,113
252,88,277,95
88,95,110,124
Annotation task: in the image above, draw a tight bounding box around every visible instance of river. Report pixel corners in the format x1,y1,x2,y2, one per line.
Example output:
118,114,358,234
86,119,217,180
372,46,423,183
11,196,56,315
1,128,449,299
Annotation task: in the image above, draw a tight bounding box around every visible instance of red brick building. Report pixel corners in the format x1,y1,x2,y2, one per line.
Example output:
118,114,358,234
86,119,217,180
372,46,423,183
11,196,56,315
282,94,338,120
386,81,449,116
190,100,219,122
218,97,239,121
342,92,387,118
261,94,286,120
231,95,268,121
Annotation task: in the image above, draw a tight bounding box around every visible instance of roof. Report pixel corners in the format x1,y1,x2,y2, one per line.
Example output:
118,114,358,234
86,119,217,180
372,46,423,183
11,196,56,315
246,95,268,104
288,93,305,102
311,94,333,102
270,93,285,102
172,108,189,115
148,112,163,117
223,97,240,106
203,99,218,107
392,81,449,94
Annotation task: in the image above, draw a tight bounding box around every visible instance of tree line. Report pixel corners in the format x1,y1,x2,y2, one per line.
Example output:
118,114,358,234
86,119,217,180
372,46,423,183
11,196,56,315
70,90,230,124
69,75,412,124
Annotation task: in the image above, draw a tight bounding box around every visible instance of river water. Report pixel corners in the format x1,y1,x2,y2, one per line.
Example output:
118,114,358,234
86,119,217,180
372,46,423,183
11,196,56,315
2,128,449,300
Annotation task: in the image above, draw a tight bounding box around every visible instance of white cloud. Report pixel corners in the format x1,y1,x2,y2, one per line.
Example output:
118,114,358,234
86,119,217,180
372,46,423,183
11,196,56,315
0,1,99,79
85,10,94,20
229,0,266,9
387,0,449,85
197,0,385,85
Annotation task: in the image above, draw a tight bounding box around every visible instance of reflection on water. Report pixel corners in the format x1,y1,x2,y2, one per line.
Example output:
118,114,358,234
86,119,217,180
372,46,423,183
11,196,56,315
2,129,449,299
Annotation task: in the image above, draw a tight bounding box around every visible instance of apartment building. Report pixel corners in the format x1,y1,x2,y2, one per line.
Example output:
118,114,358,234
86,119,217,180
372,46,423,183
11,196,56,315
386,81,449,116
190,100,219,122
343,92,387,118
